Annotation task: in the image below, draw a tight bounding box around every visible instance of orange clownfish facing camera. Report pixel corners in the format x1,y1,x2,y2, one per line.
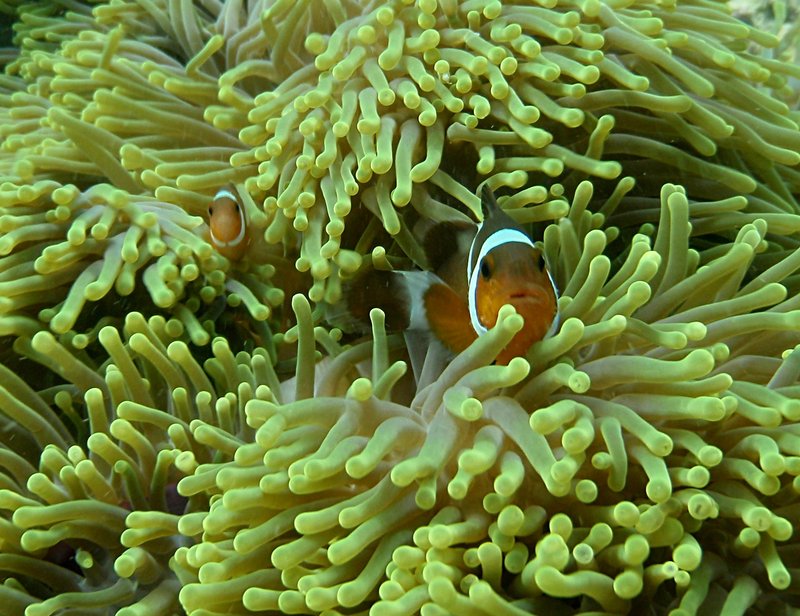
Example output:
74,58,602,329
335,186,559,364
422,185,558,363
208,185,248,261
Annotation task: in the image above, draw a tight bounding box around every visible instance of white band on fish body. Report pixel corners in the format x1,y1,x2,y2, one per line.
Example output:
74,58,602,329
397,270,442,331
467,228,536,335
210,188,246,247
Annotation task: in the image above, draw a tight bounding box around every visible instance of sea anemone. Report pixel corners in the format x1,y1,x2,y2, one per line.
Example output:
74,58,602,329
1,183,799,614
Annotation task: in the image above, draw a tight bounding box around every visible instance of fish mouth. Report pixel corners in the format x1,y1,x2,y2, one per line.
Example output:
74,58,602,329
508,290,543,302
506,290,552,312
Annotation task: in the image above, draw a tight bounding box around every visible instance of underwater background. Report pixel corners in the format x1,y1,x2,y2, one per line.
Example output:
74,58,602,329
0,0,800,614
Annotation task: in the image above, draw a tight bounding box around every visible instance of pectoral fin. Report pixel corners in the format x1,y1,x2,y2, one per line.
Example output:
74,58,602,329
423,283,477,353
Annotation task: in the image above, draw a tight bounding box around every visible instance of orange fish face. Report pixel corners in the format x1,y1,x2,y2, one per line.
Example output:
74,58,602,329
209,186,248,261
475,243,557,346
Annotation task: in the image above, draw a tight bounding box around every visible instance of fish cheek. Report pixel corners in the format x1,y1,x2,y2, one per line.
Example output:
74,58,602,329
494,293,555,364
512,300,552,343
212,209,248,260
475,276,507,329
212,207,239,242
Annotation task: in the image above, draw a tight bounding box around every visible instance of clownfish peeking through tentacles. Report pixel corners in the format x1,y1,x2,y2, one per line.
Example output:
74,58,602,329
335,186,559,365
208,185,248,261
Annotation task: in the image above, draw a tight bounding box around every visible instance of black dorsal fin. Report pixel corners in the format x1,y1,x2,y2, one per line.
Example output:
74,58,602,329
480,184,500,218
479,185,519,230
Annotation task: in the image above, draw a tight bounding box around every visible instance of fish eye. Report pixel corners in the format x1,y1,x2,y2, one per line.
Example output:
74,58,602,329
480,259,492,279
536,253,545,269
234,203,241,213
208,205,215,216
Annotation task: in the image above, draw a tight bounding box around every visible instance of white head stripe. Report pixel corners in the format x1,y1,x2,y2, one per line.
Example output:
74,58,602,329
214,188,238,203
467,228,536,335
466,220,484,283
210,189,246,247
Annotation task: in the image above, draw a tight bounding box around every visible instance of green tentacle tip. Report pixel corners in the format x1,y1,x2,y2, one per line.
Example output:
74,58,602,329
444,385,483,421
347,377,373,401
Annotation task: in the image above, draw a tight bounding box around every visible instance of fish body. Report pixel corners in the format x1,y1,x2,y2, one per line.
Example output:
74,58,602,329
208,185,248,260
339,187,558,364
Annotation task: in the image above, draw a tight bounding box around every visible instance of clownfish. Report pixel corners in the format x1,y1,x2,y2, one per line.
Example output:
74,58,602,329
336,186,559,364
208,185,248,260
